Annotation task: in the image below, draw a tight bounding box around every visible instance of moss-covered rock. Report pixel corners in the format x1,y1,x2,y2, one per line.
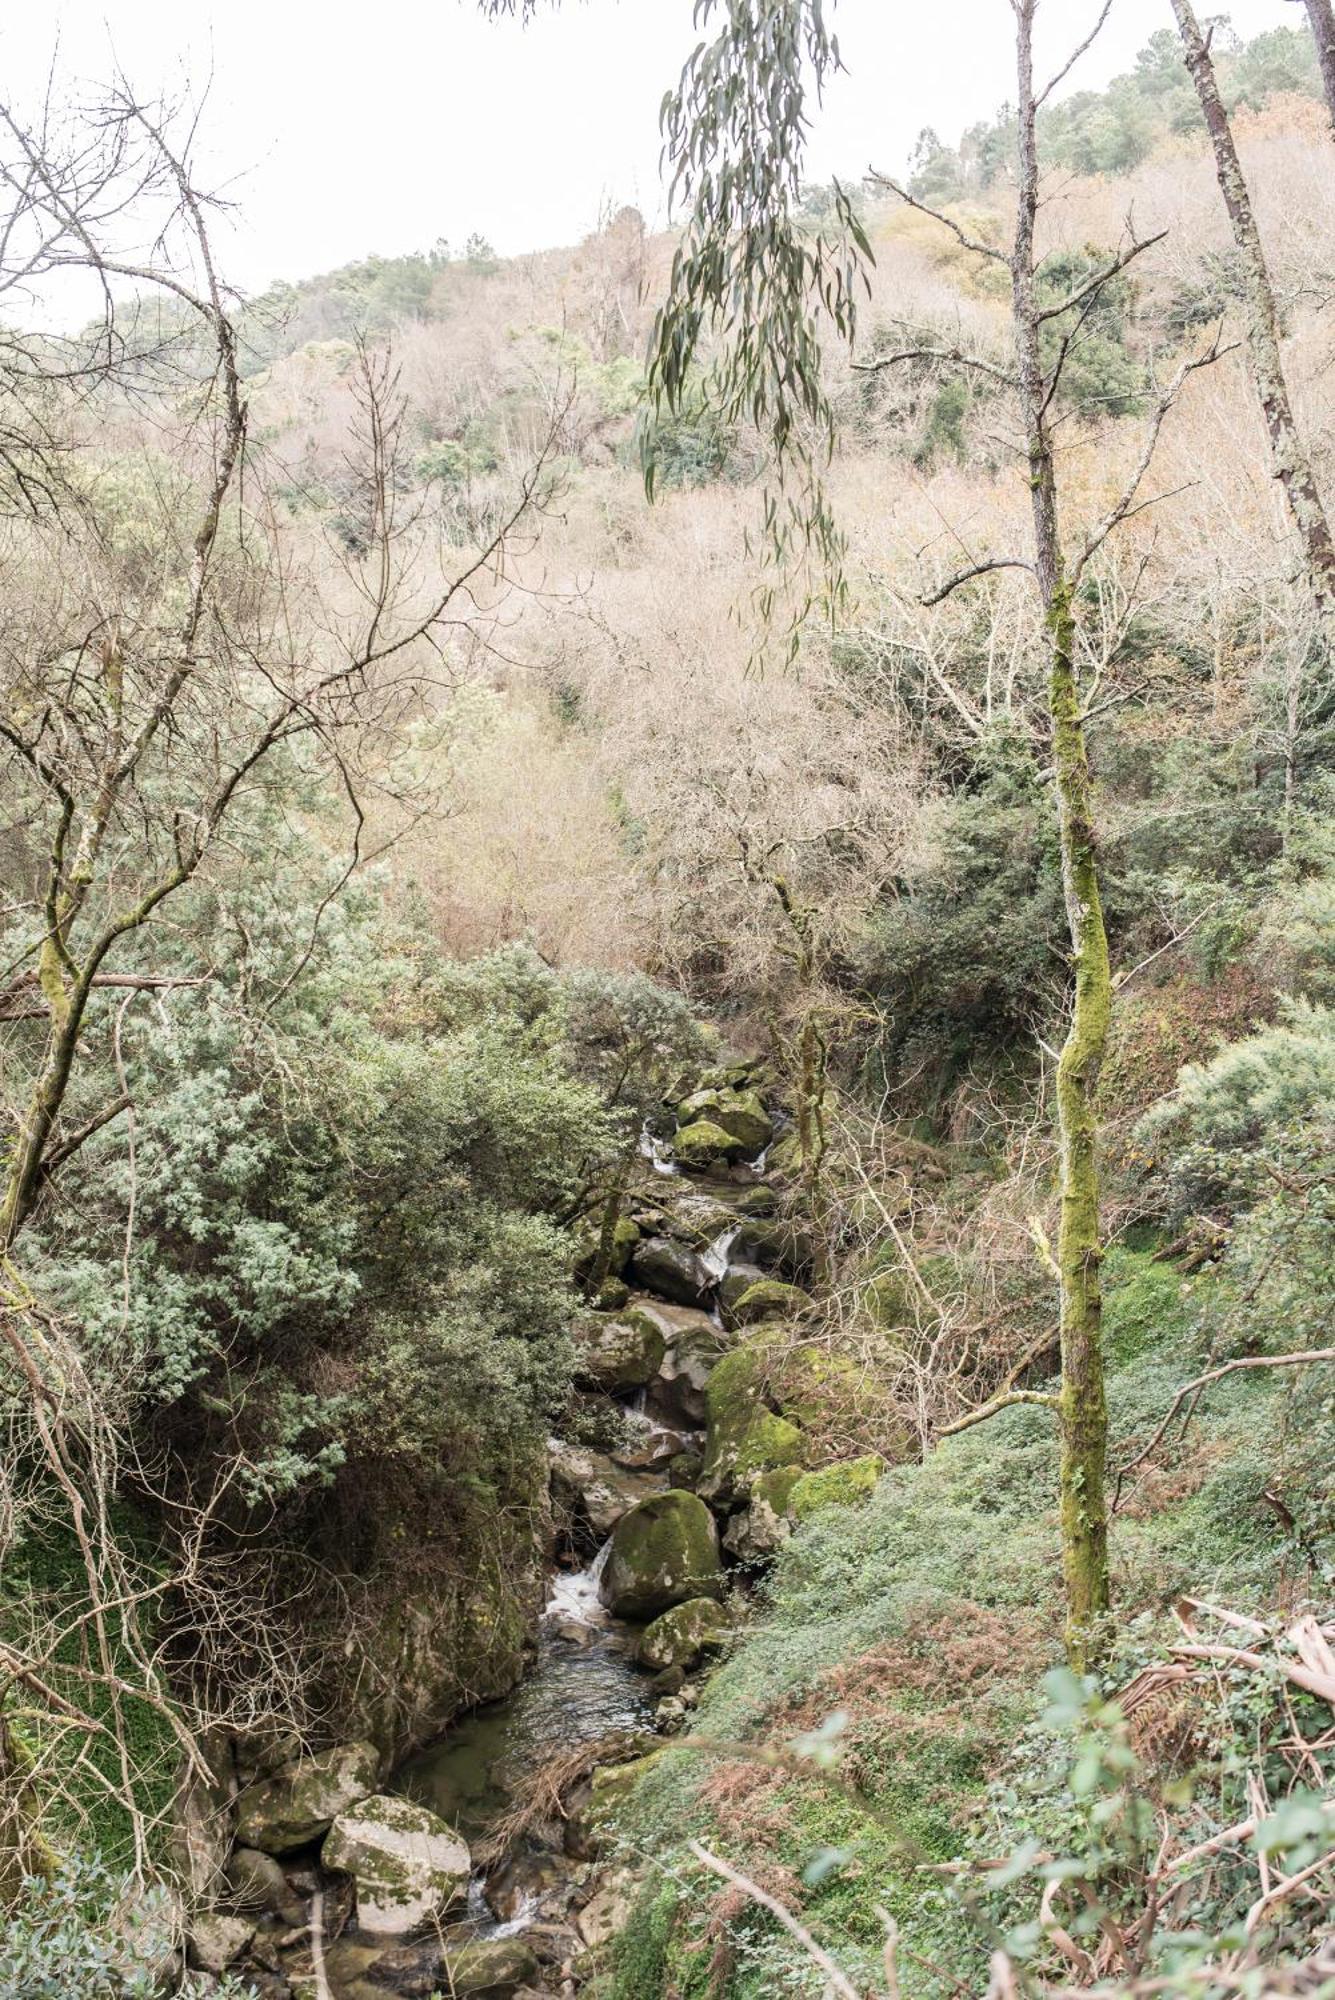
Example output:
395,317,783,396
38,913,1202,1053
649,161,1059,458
322,1792,470,1936
672,1118,745,1171
599,1491,723,1619
731,1182,779,1218
717,1263,768,1321
571,1311,666,1392
635,1597,732,1672
574,1214,641,1282
790,1455,884,1521
730,1277,813,1326
722,1463,804,1561
676,1087,774,1155
234,1740,380,1855
697,1343,805,1507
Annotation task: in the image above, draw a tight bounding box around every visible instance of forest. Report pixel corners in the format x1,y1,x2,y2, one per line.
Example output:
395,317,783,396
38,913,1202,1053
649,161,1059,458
0,3,1332,1997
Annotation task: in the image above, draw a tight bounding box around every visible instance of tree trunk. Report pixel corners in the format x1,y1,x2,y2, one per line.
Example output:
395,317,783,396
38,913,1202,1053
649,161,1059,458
1302,0,1335,131
1172,0,1335,654
1011,0,1112,1667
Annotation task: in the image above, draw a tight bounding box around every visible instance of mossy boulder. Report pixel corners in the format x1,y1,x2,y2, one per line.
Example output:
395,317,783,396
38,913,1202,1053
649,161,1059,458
730,1277,813,1326
732,1215,813,1278
323,1792,470,1936
635,1596,732,1672
571,1311,665,1392
628,1235,712,1306
718,1263,768,1321
722,1463,804,1561
790,1454,884,1521
676,1087,774,1155
731,1182,778,1218
697,1343,805,1506
234,1739,380,1855
672,1117,746,1171
327,1932,538,1998
599,1490,723,1619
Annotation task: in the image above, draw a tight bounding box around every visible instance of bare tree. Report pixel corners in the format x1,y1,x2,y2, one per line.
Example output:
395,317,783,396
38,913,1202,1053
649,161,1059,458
0,75,556,1870
1294,0,1335,129
1171,0,1335,654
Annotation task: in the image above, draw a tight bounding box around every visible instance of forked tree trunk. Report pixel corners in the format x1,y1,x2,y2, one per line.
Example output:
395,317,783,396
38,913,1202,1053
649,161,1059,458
1171,0,1335,654
1011,1,1112,1666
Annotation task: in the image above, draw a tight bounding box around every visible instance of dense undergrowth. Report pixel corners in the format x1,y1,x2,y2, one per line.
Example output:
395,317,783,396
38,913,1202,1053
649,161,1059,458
603,1251,1333,1997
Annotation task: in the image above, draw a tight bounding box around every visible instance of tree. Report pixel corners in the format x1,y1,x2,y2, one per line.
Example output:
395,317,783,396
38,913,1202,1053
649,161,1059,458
1295,0,1335,127
0,75,556,1866
1171,0,1335,657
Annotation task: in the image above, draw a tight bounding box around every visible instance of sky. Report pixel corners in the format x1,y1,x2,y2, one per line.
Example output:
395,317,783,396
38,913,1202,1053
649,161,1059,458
1,0,1302,297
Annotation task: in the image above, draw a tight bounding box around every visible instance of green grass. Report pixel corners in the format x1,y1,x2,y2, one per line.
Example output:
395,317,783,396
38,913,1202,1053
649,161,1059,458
600,1250,1332,1997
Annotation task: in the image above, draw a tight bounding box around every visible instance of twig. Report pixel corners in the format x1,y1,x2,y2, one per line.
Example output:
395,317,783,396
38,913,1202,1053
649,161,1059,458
1114,1349,1335,1498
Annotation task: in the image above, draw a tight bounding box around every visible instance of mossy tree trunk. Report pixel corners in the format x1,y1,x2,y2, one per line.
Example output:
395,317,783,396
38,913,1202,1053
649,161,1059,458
1011,1,1112,1666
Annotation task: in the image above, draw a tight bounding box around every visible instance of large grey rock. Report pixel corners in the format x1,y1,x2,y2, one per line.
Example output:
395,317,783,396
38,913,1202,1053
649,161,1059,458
323,1792,470,1936
327,1932,539,1996
571,1310,665,1391
187,1913,254,1975
599,1490,723,1620
549,1441,655,1536
234,1739,380,1855
635,1597,731,1672
628,1235,713,1306
224,1844,306,1926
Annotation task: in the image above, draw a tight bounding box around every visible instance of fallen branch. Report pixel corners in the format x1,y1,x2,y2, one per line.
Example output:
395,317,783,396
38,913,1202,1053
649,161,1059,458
937,1387,1058,1438
1114,1349,1335,1502
688,1841,861,2000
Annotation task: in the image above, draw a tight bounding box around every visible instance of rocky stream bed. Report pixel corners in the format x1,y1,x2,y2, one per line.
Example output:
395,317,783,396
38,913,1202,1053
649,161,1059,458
182,1067,878,1999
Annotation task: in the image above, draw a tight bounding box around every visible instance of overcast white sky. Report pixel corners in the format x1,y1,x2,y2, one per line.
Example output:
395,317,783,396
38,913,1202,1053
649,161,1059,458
3,0,1301,294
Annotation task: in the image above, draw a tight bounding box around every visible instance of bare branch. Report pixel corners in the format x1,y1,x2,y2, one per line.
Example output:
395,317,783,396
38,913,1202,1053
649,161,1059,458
870,171,1009,264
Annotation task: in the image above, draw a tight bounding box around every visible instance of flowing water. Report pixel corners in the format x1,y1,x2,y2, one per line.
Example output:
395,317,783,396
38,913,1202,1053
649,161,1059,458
395,1544,655,1842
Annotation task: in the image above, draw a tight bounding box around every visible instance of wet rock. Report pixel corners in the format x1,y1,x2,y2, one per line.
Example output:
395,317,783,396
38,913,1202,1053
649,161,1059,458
548,1441,654,1537
677,1087,774,1156
599,1491,723,1619
635,1597,731,1672
234,1740,380,1855
671,1118,746,1171
323,1792,470,1936
665,1447,704,1488
627,1235,712,1307
224,1846,307,1926
485,1848,572,1923
654,1695,688,1733
650,1190,743,1248
187,1913,254,1975
570,1311,665,1392
732,1214,814,1278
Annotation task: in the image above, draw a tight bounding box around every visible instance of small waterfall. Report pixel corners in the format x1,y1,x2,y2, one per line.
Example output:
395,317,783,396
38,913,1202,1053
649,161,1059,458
543,1536,612,1627
700,1224,740,1283
638,1122,679,1177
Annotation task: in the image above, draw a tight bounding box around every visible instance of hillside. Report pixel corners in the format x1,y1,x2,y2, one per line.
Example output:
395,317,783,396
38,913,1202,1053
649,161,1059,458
0,14,1332,2000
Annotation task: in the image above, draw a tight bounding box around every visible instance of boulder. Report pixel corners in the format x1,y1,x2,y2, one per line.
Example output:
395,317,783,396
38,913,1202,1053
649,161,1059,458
731,1183,779,1218
571,1311,665,1392
790,1454,884,1520
599,1490,724,1619
676,1087,774,1155
234,1739,380,1855
326,1932,538,1997
635,1597,732,1672
651,1190,744,1247
549,1442,653,1537
187,1913,253,1975
628,1236,712,1307
718,1262,767,1323
697,1343,805,1507
732,1215,814,1278
729,1278,813,1326
577,1867,640,1949
323,1792,470,1937
721,1464,804,1562
672,1118,745,1171
647,1318,731,1428
223,1845,306,1926
611,1420,693,1472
